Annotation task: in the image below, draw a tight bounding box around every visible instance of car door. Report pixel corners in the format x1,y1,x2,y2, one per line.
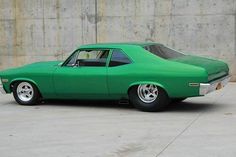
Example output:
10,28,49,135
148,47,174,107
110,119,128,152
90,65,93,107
53,49,110,99
107,49,133,99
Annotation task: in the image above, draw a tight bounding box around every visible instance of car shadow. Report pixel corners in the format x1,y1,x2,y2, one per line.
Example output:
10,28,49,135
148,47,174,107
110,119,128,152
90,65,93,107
38,99,222,112
166,101,222,112
42,99,135,110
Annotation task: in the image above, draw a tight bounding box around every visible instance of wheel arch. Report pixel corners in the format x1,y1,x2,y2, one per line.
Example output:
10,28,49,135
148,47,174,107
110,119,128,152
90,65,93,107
10,78,41,94
128,81,169,97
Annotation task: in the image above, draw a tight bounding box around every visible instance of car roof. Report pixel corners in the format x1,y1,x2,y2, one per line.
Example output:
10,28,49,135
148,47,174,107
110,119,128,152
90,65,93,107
78,42,161,49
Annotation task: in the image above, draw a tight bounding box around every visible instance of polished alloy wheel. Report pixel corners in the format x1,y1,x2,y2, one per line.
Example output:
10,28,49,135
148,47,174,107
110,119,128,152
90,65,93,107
16,82,34,102
137,84,158,103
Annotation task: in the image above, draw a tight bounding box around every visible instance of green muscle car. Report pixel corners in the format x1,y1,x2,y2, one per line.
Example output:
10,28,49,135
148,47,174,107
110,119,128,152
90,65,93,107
0,43,230,111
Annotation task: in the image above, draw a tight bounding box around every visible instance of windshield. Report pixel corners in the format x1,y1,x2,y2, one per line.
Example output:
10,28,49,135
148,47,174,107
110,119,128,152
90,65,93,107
144,44,185,59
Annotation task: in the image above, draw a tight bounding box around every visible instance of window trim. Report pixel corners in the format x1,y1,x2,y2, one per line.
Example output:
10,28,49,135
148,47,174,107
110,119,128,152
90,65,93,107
108,49,133,67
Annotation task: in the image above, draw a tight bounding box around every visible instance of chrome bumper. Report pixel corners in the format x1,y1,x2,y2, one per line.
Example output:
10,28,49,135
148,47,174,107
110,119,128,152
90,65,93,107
0,78,7,94
199,75,231,95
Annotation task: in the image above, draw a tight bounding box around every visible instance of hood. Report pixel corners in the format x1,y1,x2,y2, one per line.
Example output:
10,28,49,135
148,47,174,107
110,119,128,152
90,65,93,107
22,61,62,68
0,61,62,76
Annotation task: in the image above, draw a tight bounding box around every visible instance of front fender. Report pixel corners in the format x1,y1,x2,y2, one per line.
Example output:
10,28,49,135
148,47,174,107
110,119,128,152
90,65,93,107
4,78,39,93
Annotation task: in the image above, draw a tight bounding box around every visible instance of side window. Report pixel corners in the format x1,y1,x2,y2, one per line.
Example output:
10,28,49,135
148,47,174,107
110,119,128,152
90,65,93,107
109,49,131,67
65,49,109,67
65,50,79,67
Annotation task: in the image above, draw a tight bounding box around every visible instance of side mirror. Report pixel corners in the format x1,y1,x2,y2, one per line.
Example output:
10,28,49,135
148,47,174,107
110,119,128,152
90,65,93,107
58,62,63,66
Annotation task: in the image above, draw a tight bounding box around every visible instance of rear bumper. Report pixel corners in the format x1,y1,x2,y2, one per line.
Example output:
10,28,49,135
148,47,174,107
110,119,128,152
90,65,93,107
199,75,231,95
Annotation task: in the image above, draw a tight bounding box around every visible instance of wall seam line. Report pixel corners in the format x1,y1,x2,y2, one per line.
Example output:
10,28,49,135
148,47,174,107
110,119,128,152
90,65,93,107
95,0,98,43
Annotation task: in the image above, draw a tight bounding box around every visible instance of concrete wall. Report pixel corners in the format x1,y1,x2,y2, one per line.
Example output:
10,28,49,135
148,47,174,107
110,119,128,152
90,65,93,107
0,0,236,81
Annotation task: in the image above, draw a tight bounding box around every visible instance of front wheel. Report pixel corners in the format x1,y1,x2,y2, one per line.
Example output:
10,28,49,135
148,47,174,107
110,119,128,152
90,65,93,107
12,81,40,105
129,84,170,112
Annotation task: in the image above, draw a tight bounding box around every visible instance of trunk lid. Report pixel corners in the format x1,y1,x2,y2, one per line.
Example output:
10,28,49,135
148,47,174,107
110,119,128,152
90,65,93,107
170,55,229,81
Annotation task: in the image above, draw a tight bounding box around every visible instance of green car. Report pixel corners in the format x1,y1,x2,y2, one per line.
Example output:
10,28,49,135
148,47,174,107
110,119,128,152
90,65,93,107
0,43,230,111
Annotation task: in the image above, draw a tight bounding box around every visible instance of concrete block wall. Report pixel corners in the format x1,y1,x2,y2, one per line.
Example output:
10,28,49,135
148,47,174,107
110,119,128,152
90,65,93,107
0,0,236,81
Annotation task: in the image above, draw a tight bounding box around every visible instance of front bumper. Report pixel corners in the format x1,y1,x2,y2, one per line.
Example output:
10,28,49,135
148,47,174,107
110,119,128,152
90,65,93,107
0,78,7,94
199,75,231,95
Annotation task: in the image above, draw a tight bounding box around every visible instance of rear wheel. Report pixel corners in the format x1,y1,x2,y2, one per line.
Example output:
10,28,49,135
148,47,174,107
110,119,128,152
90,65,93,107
12,81,40,105
129,84,170,112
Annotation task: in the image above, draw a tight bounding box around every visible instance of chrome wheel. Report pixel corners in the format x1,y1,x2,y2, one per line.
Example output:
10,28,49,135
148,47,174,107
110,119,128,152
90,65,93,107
137,84,158,103
16,82,34,102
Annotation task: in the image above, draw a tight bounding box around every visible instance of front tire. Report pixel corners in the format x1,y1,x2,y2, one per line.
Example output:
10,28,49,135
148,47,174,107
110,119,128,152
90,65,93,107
129,84,170,112
12,81,40,105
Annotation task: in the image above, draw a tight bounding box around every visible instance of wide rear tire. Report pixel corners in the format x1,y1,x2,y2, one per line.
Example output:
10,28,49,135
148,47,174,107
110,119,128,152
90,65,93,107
129,84,170,112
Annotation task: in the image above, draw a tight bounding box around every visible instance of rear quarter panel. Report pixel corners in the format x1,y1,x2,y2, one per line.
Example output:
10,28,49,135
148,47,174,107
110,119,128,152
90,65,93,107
107,60,208,99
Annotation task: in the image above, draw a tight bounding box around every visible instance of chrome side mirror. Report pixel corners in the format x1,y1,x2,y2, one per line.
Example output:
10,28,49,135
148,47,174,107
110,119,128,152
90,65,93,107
58,62,63,66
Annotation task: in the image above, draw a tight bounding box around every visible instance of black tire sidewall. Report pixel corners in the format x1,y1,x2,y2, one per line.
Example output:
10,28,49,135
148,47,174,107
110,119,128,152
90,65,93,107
129,85,169,112
13,81,40,105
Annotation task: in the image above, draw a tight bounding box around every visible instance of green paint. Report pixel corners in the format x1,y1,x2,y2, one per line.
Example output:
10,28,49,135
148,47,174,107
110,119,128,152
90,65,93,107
0,43,229,100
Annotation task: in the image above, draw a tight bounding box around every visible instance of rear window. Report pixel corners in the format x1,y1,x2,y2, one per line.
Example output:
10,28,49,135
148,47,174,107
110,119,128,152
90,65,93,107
144,44,185,59
109,49,131,67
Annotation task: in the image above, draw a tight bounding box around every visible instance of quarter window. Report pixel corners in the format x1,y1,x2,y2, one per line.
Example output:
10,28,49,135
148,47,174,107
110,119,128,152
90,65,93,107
109,49,131,67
